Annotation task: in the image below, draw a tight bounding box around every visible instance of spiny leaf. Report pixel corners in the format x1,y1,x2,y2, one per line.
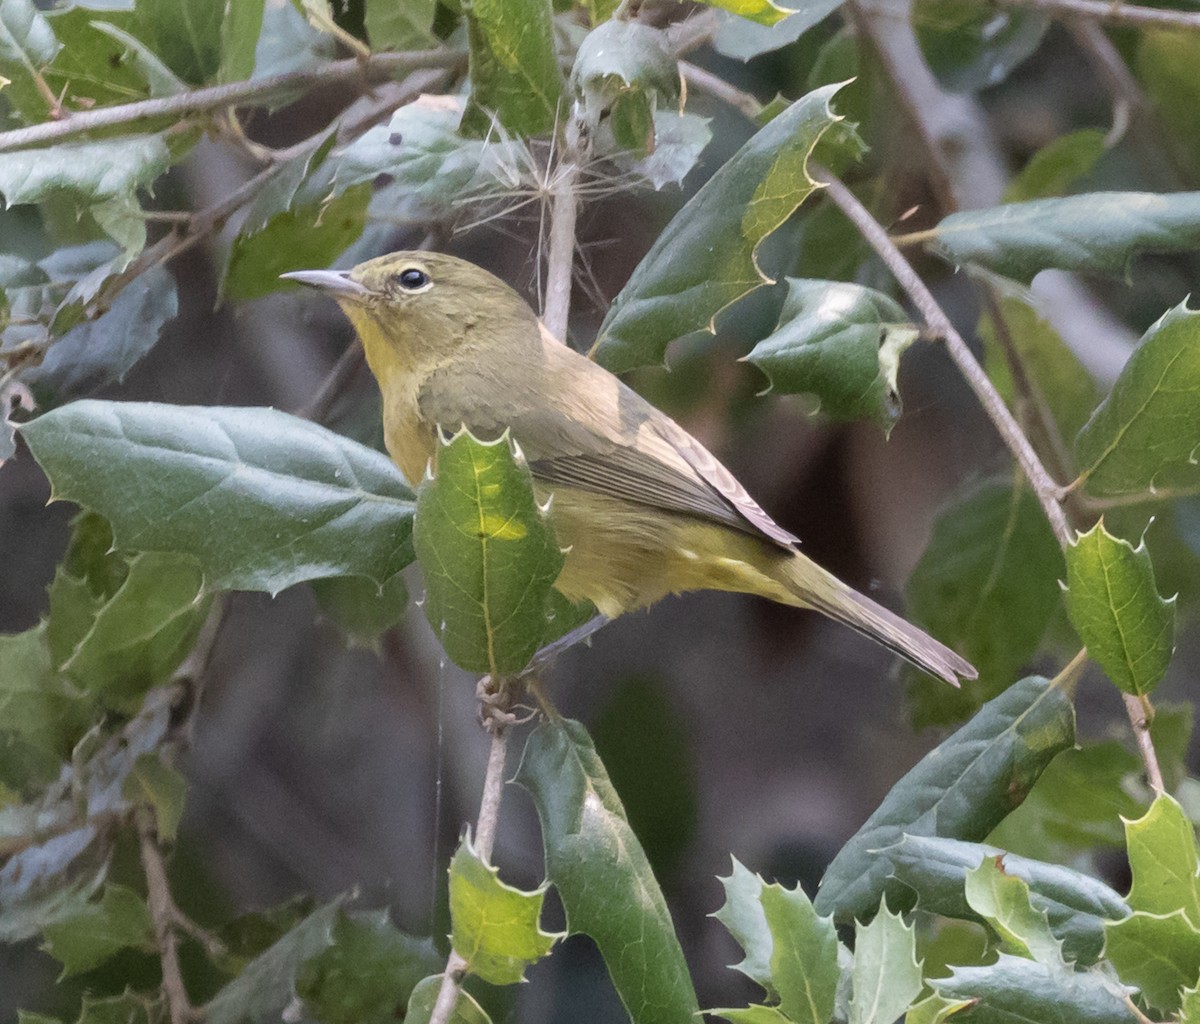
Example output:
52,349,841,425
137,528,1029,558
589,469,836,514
515,717,700,1024
743,277,915,431
448,835,560,985
1075,301,1200,499
591,83,860,372
42,884,153,977
849,902,923,1024
963,856,1066,966
1063,521,1174,696
413,429,563,676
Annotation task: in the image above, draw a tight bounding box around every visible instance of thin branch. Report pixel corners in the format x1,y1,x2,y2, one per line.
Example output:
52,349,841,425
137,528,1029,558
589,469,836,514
1126,693,1166,794
812,165,1073,545
989,0,1200,31
137,808,193,1024
427,680,517,1024
678,61,763,120
542,111,585,342
0,49,462,153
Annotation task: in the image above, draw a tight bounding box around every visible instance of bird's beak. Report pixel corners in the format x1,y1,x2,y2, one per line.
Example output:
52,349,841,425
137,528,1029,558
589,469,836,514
280,269,372,300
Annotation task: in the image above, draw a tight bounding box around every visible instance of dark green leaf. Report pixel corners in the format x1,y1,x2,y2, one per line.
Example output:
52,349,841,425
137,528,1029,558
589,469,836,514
886,836,1129,965
1003,130,1107,202
220,0,265,81
207,898,345,1024
295,909,441,1024
914,0,1047,93
1075,301,1200,498
980,292,1098,446
515,718,700,1024
448,836,559,984
813,675,1075,922
906,479,1064,727
460,0,563,136
225,185,370,301
592,84,859,372
20,400,416,593
712,3,843,61
76,992,163,1024
87,21,187,98
928,192,1200,284
311,572,408,649
1063,521,1174,696
131,0,224,84
932,954,1137,1023
364,0,438,50
743,278,915,431
24,264,178,404
42,883,153,977
413,429,563,676
619,110,712,190
121,753,187,842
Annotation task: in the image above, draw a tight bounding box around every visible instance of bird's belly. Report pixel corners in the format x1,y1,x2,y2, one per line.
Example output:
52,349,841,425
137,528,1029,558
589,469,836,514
538,483,793,617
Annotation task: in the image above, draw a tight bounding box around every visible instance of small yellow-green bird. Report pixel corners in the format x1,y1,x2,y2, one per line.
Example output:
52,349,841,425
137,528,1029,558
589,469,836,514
284,252,976,685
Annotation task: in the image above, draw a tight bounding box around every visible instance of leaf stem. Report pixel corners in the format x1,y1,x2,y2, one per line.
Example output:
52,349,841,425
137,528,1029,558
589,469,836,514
812,165,1073,546
678,61,763,121
1125,692,1165,794
137,807,194,1024
0,49,463,153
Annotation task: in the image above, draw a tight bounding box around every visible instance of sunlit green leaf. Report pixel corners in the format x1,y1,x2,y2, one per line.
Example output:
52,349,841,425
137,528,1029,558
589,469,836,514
887,835,1128,965
964,856,1065,965
593,84,859,372
695,0,796,28
743,278,914,431
1075,301,1200,498
413,429,563,676
515,717,700,1024
814,675,1075,922
448,836,560,984
20,400,416,593
712,3,842,61
220,0,265,81
364,0,437,50
850,902,922,1024
1064,521,1174,696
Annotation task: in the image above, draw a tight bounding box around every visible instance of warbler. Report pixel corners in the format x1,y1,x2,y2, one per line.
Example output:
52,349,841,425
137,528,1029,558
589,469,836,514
284,252,975,684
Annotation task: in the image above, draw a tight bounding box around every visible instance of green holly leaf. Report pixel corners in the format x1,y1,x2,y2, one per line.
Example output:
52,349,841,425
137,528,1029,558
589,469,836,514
42,884,153,977
413,429,563,676
964,856,1065,966
1003,130,1107,202
121,753,187,843
849,902,923,1024
592,84,861,372
1063,521,1175,696
1075,301,1200,499
744,278,915,431
448,836,560,985
695,0,796,28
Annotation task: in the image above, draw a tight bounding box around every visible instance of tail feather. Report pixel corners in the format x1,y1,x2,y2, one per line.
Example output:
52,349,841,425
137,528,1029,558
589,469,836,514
781,556,977,687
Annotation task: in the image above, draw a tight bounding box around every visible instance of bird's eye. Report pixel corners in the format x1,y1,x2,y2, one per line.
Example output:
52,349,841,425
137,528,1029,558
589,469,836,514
395,267,430,291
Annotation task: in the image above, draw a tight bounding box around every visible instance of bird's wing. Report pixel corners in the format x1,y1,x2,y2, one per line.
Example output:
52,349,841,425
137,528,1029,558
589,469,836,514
417,326,798,550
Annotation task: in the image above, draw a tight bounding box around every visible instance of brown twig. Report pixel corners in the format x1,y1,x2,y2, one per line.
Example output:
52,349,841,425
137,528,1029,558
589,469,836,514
812,165,1073,543
426,681,517,1024
678,61,763,120
1125,693,1166,794
137,808,193,1024
0,49,462,153
542,112,585,342
989,0,1200,31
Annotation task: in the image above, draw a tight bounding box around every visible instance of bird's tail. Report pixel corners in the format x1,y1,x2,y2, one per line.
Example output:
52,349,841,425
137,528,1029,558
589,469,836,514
774,551,977,687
